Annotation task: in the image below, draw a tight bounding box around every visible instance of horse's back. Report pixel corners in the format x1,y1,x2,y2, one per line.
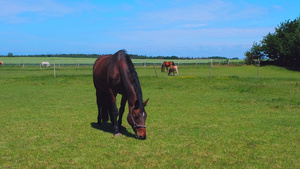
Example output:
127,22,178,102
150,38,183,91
93,55,112,90
93,55,111,74
93,54,125,93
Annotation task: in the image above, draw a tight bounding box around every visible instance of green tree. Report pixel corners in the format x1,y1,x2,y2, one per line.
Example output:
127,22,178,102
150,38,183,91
8,52,13,57
246,17,300,68
244,42,263,65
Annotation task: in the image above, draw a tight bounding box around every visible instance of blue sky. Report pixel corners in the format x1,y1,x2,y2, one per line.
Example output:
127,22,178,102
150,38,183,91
0,0,299,58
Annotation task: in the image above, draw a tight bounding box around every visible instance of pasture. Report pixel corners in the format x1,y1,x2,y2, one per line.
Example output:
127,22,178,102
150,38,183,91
0,63,299,168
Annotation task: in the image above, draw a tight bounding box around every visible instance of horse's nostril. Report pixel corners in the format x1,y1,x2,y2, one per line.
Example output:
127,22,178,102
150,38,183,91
137,135,146,140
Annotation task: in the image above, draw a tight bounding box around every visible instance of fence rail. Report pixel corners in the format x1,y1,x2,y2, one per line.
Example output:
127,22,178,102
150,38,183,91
2,59,300,80
0,59,246,67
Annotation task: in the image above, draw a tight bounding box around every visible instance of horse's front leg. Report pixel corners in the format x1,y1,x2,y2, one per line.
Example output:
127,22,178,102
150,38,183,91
118,96,127,130
108,91,120,136
111,103,120,136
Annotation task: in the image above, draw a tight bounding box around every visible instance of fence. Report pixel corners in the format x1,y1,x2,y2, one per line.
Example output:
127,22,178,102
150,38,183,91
2,59,299,80
0,59,250,78
0,58,246,67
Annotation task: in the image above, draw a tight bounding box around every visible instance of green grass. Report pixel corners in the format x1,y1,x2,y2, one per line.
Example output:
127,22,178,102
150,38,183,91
0,65,299,168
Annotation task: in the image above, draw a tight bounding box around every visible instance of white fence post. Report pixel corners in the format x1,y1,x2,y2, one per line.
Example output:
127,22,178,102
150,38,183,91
54,61,56,78
257,58,260,79
209,58,212,78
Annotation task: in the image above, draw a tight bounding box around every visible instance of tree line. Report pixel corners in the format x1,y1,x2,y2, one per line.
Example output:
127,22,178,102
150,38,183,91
3,53,182,59
2,53,233,60
245,17,300,70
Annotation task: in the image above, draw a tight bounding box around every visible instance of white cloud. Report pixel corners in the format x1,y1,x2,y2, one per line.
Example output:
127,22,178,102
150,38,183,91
179,24,208,28
139,0,227,23
272,5,284,11
136,0,268,28
115,27,272,47
0,0,73,23
110,0,273,57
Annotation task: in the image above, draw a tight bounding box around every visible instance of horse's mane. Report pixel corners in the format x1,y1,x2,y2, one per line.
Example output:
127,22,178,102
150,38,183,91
115,50,145,111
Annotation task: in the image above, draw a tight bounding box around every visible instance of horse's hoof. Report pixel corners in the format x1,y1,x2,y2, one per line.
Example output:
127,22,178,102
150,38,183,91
118,126,122,131
114,133,121,137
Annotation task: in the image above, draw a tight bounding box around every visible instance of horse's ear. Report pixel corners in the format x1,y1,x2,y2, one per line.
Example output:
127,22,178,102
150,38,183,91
143,98,149,107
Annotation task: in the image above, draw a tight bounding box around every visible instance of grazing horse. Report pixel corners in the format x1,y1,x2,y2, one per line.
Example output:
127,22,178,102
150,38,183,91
41,62,50,67
168,65,179,76
93,50,149,139
161,61,175,72
0,61,3,65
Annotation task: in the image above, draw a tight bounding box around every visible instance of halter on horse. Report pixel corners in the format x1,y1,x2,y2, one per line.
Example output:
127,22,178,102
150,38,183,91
93,50,149,139
161,61,175,72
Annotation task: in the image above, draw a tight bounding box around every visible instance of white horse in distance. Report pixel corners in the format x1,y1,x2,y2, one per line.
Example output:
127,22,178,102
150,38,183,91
41,62,50,67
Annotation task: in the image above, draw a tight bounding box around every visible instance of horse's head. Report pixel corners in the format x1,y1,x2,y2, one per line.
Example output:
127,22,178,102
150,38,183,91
161,63,165,72
127,99,149,140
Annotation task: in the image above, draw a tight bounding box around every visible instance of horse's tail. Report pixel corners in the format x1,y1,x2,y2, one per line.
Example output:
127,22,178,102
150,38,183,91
172,61,175,65
101,99,111,123
98,92,111,123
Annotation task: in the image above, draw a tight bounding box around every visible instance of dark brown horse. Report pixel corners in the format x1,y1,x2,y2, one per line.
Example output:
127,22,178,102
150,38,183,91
93,50,149,139
161,61,175,72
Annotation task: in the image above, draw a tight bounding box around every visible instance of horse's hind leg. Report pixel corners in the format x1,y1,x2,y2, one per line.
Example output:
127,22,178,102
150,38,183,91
96,90,102,125
101,92,109,123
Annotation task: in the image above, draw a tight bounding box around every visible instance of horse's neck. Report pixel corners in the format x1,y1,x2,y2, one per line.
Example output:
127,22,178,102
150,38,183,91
126,84,137,107
119,62,137,107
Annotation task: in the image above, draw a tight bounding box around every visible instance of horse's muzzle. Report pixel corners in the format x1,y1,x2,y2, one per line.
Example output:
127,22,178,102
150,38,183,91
136,134,146,140
136,128,146,140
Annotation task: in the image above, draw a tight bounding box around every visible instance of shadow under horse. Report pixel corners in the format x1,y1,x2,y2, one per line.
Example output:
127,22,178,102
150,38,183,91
90,122,136,138
93,50,149,140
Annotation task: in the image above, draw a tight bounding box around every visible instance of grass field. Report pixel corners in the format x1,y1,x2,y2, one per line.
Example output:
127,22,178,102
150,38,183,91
0,64,299,168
